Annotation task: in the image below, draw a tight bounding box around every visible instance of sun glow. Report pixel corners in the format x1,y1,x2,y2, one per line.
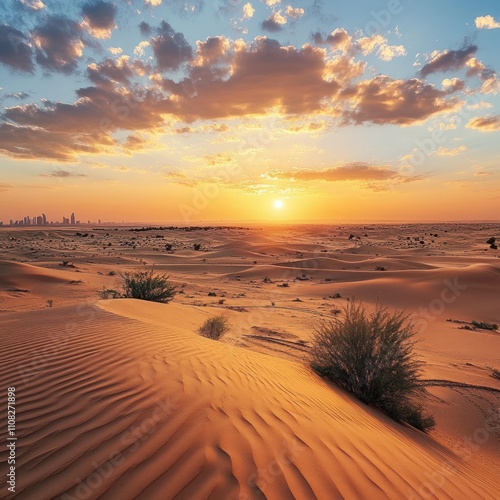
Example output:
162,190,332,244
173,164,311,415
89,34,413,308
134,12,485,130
274,199,284,209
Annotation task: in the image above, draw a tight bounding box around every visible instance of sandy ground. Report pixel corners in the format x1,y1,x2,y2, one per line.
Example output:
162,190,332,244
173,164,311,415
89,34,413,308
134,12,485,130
0,223,499,498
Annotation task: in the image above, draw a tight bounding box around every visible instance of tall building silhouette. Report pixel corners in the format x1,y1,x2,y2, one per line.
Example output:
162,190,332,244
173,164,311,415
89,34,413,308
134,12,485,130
70,212,75,225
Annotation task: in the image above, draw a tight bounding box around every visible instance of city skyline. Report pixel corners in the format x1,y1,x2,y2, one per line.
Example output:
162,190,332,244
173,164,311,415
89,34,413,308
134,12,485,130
5,211,78,226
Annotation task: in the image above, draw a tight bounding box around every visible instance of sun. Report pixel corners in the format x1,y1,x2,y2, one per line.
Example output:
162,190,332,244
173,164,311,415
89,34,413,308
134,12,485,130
274,199,284,209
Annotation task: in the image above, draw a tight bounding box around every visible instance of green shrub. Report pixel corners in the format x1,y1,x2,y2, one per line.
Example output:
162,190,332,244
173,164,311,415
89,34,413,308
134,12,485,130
198,315,230,340
310,299,434,432
122,269,177,303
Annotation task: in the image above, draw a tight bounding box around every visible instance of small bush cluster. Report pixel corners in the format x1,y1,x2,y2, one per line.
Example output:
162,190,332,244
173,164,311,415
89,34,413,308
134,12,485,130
198,315,230,340
471,321,498,331
122,269,177,303
310,300,434,432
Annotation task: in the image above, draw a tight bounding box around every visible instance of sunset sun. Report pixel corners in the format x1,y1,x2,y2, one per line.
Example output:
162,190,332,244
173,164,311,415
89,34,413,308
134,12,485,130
274,199,284,210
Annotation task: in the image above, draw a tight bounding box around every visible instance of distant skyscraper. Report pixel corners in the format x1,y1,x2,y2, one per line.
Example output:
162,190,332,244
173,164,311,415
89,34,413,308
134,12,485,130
63,216,69,224
42,213,47,225
70,212,75,225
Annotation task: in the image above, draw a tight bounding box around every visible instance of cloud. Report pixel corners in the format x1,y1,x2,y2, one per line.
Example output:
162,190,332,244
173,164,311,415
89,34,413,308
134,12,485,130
475,15,500,29
134,40,150,57
33,15,85,74
87,56,137,86
163,38,339,120
324,28,352,53
0,81,172,161
41,169,86,178
262,11,287,32
341,76,461,126
0,183,13,192
266,162,422,184
314,30,405,61
285,5,304,18
0,122,116,161
419,45,477,77
139,21,152,36
145,0,162,6
465,58,499,94
151,21,193,71
243,2,255,19
19,0,45,10
466,115,500,131
81,1,118,39
193,36,230,66
0,25,34,72
442,77,465,92
436,145,467,156
109,46,123,55
5,91,30,100
263,0,281,5
285,120,329,133
377,43,406,61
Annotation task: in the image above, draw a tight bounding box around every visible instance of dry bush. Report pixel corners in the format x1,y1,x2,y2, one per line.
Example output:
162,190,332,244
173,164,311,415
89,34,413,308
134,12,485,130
310,299,434,431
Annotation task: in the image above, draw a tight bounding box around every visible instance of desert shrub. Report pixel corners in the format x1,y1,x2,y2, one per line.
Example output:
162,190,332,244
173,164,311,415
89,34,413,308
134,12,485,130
121,269,177,303
491,368,500,380
99,288,122,299
193,243,202,251
471,321,498,331
198,315,230,340
310,300,434,432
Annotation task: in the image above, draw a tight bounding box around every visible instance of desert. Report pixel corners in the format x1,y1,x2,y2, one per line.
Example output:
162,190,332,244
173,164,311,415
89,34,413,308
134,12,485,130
2,0,500,498
0,223,499,499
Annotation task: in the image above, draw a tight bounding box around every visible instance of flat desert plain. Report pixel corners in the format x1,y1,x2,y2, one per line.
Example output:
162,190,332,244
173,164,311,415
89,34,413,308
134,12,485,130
0,223,499,499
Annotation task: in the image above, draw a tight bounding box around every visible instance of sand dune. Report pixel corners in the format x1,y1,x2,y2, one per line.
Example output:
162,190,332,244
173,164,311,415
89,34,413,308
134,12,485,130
1,224,499,498
0,299,498,499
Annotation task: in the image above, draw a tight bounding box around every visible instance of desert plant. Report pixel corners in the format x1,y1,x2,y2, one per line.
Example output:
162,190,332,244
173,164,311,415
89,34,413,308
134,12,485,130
121,269,177,303
310,299,434,432
198,315,230,340
193,243,202,251
99,288,122,299
47,299,53,307
471,321,498,331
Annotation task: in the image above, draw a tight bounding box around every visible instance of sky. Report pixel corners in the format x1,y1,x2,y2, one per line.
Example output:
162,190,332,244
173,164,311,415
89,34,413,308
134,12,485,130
0,0,499,224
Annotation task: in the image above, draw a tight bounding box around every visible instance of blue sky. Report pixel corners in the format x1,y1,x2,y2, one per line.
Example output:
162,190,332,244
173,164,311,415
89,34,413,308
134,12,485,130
1,0,499,223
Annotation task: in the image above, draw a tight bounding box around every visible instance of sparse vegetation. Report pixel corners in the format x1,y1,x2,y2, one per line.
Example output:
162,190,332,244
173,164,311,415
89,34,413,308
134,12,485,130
193,243,202,251
99,288,122,299
310,300,435,432
471,321,498,331
198,315,230,340
46,299,53,307
492,369,500,380
121,269,177,303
